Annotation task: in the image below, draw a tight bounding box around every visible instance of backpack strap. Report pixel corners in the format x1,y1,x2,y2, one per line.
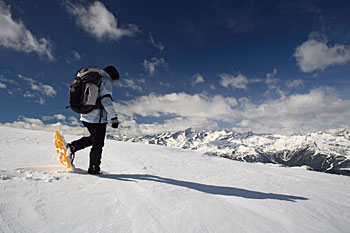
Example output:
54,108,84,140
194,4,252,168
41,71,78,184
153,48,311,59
76,67,100,77
97,94,113,123
100,94,113,101
94,94,112,110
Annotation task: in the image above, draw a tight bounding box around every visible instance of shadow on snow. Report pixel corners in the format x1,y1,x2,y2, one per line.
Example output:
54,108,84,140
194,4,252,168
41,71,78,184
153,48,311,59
101,174,308,202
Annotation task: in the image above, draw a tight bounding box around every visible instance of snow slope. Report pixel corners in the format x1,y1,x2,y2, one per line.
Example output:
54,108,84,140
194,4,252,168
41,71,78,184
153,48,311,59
0,126,349,233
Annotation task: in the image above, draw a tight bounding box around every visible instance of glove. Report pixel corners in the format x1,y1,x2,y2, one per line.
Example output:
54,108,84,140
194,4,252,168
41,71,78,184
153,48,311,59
111,116,119,129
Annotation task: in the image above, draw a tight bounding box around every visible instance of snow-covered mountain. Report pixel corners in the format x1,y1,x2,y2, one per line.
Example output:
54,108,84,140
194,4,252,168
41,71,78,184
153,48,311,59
1,126,350,232
111,128,350,176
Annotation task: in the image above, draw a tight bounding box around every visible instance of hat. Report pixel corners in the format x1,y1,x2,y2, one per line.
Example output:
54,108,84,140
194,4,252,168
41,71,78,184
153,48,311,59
103,66,120,80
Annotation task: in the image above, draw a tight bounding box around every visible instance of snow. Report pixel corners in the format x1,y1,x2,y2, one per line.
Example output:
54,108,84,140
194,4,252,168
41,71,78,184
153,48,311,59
0,126,349,233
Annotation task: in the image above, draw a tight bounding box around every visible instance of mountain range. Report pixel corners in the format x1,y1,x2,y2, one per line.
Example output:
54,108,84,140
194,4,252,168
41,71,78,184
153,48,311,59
110,128,350,176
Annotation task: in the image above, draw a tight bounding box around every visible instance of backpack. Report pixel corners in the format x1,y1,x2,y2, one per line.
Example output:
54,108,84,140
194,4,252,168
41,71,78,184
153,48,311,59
68,67,103,114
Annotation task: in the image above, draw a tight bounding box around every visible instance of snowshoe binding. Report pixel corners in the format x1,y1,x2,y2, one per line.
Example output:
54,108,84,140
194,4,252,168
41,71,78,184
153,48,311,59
66,143,76,168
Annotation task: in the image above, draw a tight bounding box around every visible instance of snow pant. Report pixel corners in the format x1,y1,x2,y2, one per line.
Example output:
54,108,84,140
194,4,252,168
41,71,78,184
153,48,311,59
70,122,107,171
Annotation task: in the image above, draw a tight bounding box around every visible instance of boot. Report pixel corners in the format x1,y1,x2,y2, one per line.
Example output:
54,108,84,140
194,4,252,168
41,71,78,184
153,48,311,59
88,165,102,175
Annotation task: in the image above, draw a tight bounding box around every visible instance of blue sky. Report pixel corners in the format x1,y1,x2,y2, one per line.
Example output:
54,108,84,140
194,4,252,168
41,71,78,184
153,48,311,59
1,0,350,136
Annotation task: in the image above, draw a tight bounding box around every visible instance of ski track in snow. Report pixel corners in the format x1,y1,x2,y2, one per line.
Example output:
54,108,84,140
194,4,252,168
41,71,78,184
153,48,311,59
0,126,350,233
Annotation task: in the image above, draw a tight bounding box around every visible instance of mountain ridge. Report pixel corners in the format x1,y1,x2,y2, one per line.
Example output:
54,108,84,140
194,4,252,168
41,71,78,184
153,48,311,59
110,128,350,176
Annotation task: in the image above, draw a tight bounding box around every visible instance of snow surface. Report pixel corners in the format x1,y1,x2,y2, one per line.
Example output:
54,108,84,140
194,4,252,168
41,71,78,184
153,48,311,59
0,126,349,233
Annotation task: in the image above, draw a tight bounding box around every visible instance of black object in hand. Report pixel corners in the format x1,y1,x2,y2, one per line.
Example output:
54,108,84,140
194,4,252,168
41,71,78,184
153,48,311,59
111,116,119,128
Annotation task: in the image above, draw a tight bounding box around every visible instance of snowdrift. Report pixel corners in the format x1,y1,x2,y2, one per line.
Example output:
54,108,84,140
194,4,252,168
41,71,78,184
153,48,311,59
0,126,349,233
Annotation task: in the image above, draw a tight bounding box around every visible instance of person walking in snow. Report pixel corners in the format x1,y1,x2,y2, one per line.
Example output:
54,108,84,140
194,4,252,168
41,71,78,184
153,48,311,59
67,66,120,174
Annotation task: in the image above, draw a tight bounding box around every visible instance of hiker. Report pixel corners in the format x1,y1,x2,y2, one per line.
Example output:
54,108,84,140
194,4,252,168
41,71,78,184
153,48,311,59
67,66,120,174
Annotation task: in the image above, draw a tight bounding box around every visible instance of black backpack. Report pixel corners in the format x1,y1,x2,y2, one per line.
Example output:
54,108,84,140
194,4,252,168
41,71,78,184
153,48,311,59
68,67,104,114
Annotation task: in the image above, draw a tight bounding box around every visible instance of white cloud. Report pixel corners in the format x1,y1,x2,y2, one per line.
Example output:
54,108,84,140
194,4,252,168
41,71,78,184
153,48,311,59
159,81,170,87
143,57,167,75
112,92,239,136
149,33,164,51
113,87,350,136
266,68,277,79
265,68,280,91
0,76,18,85
192,73,205,85
0,0,55,61
286,79,304,89
295,32,350,72
218,73,261,90
237,119,251,127
23,92,35,98
72,50,81,60
42,114,66,121
32,83,56,97
0,82,6,89
116,92,238,121
263,69,285,97
66,50,82,64
65,1,139,41
68,116,80,126
117,78,143,92
0,116,86,135
239,87,350,133
35,97,45,105
265,77,280,90
1,72,56,104
18,74,57,97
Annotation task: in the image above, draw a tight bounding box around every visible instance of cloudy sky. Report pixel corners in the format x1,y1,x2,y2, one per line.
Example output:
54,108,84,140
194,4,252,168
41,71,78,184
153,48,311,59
1,0,350,136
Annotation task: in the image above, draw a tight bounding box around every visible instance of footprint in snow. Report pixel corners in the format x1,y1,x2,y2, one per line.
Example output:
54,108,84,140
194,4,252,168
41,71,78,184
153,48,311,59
0,168,65,182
